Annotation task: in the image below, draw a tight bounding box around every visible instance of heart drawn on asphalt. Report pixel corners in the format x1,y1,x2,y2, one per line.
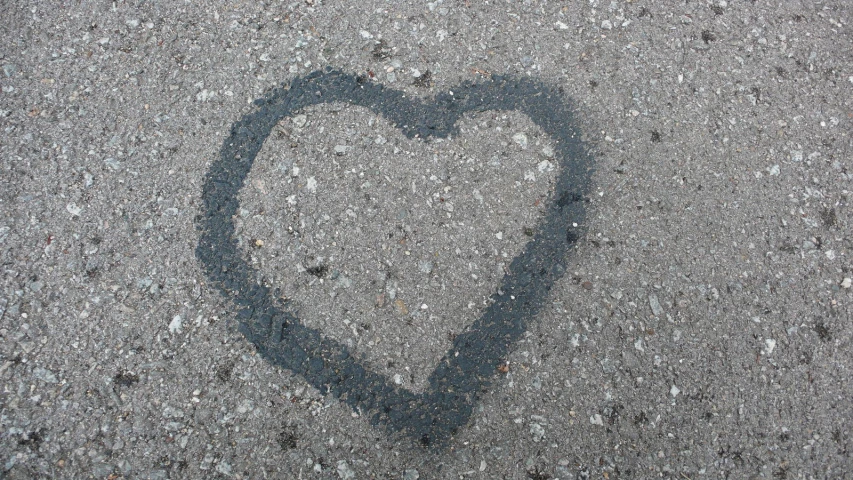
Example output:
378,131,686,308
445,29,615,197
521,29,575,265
196,68,593,448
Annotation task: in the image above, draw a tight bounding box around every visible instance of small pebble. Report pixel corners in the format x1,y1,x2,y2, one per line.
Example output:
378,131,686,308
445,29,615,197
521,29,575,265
292,114,307,128
402,469,420,480
337,461,355,480
66,203,83,217
649,294,663,316
33,367,58,384
762,338,776,355
418,260,433,274
529,422,546,442
169,315,183,334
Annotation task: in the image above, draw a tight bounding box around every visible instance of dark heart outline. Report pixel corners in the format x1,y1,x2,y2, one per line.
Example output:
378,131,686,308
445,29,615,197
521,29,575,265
196,68,592,448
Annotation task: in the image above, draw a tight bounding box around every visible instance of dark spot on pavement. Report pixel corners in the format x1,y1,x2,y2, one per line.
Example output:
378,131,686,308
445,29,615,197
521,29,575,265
650,130,661,143
372,40,392,60
114,371,139,388
277,427,299,450
413,69,432,88
814,322,831,342
527,466,552,480
18,429,45,450
566,229,580,243
306,264,328,278
821,207,837,228
216,361,235,382
702,30,716,44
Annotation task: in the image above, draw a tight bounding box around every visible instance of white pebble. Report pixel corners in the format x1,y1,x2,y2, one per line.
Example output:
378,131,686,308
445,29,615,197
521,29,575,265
66,203,82,217
537,160,554,172
336,461,355,480
305,177,317,193
649,294,663,317
762,338,777,355
529,422,545,442
169,315,183,334
670,385,681,397
292,114,307,128
791,150,803,162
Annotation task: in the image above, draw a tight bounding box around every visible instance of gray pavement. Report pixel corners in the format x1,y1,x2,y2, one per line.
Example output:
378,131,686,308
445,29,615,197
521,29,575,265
1,1,852,479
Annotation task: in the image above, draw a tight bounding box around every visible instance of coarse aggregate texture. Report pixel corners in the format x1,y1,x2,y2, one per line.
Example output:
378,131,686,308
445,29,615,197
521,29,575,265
1,0,852,479
197,69,590,447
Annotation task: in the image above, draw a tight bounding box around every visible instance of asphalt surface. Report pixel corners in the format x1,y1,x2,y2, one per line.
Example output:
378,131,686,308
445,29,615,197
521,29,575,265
1,1,852,479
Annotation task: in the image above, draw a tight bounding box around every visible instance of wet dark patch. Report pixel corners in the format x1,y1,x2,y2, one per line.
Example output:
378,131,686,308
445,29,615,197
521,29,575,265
556,191,585,208
566,229,580,243
196,69,592,448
